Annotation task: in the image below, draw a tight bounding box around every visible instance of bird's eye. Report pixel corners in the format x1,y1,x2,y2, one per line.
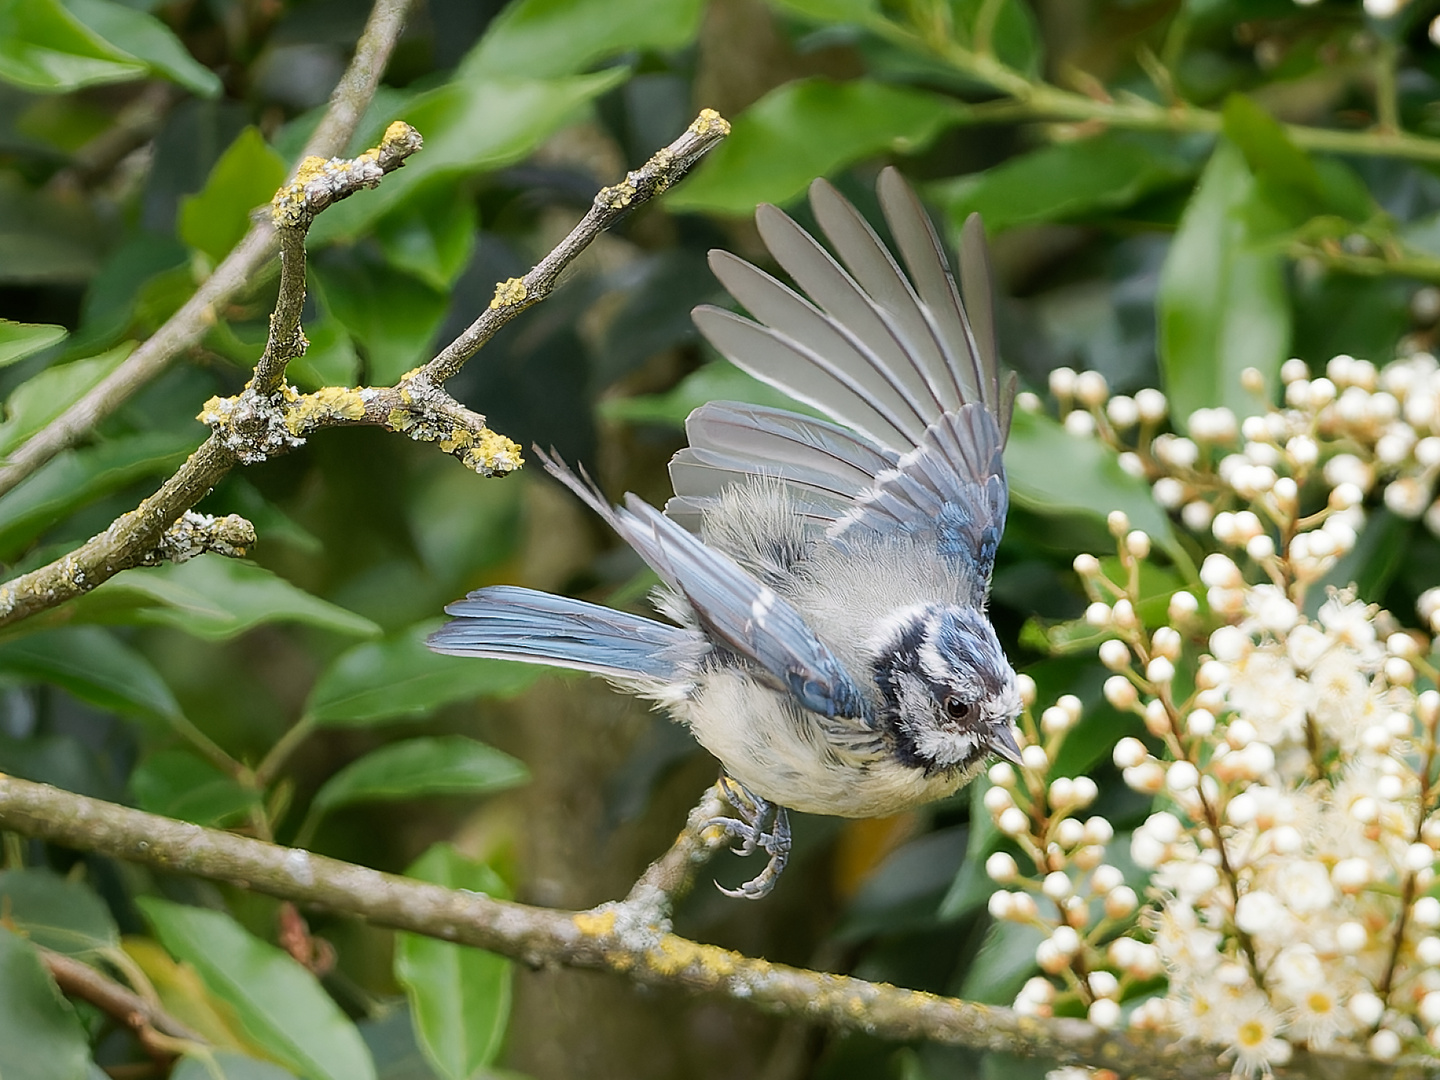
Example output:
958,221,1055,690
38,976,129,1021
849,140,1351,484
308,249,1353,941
943,696,971,721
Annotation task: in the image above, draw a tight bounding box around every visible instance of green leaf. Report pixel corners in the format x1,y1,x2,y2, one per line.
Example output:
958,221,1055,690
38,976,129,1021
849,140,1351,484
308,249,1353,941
0,319,66,366
310,253,449,385
463,0,705,79
665,78,963,215
954,0,1041,77
1005,408,1177,553
286,312,361,392
76,555,380,640
599,359,827,427
0,869,119,958
931,133,1197,232
308,71,626,245
61,0,221,97
0,0,145,92
179,127,287,264
0,928,89,1080
140,899,376,1080
372,185,477,292
172,1053,300,1080
129,749,260,827
0,172,107,284
312,736,528,813
958,919,1045,1005
1157,141,1290,427
767,0,878,21
0,343,131,458
305,621,541,727
0,429,198,560
395,845,512,1080
0,626,183,727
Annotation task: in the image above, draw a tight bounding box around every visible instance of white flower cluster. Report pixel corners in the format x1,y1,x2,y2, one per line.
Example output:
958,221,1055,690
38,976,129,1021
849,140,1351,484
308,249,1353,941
1007,356,1440,1075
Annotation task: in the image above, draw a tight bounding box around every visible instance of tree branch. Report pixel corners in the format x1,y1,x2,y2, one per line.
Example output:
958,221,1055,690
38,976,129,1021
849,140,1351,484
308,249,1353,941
41,948,201,1059
0,775,1423,1080
0,0,418,501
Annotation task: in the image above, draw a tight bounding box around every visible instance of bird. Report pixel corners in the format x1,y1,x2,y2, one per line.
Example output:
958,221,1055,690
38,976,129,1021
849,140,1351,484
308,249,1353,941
428,167,1024,898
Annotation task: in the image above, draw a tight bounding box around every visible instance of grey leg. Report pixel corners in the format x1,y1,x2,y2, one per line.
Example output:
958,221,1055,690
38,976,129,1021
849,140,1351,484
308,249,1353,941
708,775,791,899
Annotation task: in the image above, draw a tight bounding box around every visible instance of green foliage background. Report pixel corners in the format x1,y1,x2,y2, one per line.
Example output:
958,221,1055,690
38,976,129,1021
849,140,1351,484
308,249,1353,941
2,0,1440,1077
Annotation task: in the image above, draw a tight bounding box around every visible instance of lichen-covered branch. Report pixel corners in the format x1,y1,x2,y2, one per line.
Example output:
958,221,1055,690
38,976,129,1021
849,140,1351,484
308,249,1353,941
422,108,732,384
0,776,1419,1080
0,0,417,501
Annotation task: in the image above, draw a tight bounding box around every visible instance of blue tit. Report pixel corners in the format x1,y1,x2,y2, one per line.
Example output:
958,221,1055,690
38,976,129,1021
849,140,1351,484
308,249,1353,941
429,167,1023,898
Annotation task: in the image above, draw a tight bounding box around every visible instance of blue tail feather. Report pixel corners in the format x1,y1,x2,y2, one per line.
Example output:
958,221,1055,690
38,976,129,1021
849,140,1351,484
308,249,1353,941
429,586,692,681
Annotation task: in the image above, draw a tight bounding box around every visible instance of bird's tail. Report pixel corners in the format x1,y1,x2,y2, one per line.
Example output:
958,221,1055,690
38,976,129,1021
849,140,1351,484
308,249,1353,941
428,585,694,682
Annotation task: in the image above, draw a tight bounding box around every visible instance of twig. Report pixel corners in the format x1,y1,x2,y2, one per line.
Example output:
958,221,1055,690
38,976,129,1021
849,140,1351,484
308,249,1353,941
41,947,201,1058
422,108,732,384
0,0,417,501
0,776,1422,1080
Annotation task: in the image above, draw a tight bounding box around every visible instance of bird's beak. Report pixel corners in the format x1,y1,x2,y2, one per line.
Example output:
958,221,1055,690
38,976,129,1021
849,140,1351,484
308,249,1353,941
990,723,1024,767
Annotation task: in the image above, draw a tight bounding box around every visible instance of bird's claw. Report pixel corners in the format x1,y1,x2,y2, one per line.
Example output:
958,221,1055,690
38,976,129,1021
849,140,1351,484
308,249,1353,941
708,777,790,899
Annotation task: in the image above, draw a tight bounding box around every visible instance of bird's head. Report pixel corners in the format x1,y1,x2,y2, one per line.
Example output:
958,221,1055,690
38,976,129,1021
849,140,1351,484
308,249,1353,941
868,604,1023,776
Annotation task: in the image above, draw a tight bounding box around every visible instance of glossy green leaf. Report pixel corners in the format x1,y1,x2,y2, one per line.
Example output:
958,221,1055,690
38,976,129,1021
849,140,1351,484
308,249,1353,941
0,0,144,92
140,899,376,1080
373,186,477,292
305,620,540,727
1005,408,1176,551
463,0,704,79
76,555,380,640
931,133,1197,232
0,928,88,1080
665,78,963,215
0,626,183,726
395,845,511,1080
178,127,287,264
308,71,625,245
171,1053,299,1080
0,343,131,457
953,0,1041,77
0,319,66,366
600,359,827,427
1158,141,1289,427
310,254,448,385
0,429,198,560
312,736,528,813
958,919,1045,1005
129,748,260,827
286,312,361,392
61,0,221,97
0,869,119,958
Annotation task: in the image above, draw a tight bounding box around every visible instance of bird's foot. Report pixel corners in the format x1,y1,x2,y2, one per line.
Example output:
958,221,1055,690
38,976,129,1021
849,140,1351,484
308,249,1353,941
708,776,791,900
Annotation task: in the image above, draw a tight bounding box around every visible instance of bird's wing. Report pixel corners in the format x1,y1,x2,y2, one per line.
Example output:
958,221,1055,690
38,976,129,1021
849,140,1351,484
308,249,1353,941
541,451,872,722
683,167,1014,590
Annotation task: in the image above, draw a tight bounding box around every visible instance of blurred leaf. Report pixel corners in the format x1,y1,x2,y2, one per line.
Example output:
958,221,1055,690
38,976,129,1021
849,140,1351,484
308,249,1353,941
287,311,361,392
938,779,1000,919
178,127,287,264
600,359,827,426
663,78,963,215
172,1053,300,1080
1220,94,1373,227
957,919,1044,1004
0,626,182,727
931,133,1197,233
76,556,380,640
767,0,878,18
0,343,131,457
0,429,198,560
1158,141,1289,426
61,0,221,97
0,319,66,366
309,72,626,245
0,928,88,1080
140,899,376,1080
0,869,119,958
0,0,144,92
953,0,1041,77
373,186,477,292
395,845,511,1080
123,937,257,1053
407,465,522,586
1005,409,1178,558
463,0,704,79
305,620,541,727
0,173,108,283
310,252,448,385
1314,507,1410,614
313,736,528,813
129,748,260,827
